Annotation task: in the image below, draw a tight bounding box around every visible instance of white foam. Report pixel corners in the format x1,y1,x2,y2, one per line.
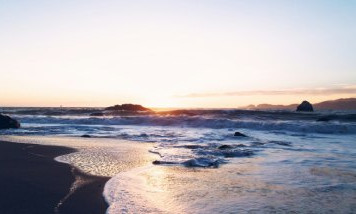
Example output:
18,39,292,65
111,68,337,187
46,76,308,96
104,165,183,214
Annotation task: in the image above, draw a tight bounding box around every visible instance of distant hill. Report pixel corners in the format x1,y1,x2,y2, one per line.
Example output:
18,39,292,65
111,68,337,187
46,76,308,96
244,98,356,111
314,98,356,110
246,103,298,110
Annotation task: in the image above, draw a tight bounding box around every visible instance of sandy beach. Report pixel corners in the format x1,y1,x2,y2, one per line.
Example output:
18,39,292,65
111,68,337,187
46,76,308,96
0,130,355,214
0,140,109,214
0,136,157,214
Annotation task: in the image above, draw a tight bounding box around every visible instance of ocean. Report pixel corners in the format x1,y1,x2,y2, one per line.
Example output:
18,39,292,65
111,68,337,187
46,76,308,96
1,107,356,213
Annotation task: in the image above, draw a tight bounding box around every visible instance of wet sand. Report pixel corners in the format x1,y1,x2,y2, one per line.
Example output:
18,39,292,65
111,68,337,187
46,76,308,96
0,140,109,214
1,135,355,213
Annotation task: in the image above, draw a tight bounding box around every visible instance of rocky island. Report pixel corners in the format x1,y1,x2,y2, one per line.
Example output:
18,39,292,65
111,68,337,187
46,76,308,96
296,101,314,112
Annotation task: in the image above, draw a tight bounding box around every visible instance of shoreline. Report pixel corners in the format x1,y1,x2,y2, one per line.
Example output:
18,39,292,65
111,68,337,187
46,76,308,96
0,140,109,214
0,133,355,213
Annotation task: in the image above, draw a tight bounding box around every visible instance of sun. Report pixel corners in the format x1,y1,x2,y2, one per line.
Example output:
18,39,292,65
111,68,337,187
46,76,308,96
143,96,183,109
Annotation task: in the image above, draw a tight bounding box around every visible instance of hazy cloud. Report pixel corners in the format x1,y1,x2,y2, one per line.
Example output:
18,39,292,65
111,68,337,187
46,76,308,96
176,85,356,98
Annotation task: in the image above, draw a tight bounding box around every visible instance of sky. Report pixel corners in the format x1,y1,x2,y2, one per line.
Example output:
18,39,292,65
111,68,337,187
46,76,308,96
0,0,355,108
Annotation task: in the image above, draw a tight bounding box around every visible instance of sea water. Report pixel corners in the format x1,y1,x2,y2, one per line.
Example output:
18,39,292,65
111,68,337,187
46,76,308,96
1,107,355,213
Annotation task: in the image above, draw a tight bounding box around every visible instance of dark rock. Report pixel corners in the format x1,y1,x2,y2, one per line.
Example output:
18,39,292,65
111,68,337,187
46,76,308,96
182,145,206,149
105,104,152,112
152,160,161,165
296,101,314,112
0,114,20,129
81,134,91,138
152,160,176,165
218,144,247,150
234,132,247,137
218,145,234,150
269,141,292,146
90,112,104,116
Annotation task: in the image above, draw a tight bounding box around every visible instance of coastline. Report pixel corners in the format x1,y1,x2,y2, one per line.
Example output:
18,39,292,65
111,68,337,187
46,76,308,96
1,132,354,213
0,140,109,214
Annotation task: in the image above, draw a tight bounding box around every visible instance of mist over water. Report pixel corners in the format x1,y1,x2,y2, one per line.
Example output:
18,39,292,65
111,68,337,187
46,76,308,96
1,107,356,213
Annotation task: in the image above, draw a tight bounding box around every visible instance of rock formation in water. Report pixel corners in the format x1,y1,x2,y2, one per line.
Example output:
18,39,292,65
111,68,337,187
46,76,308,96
296,101,314,112
234,131,247,137
105,104,152,112
0,114,20,129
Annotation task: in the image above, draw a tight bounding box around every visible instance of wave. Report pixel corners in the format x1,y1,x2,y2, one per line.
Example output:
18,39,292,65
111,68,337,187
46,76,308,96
10,114,356,134
2,107,356,120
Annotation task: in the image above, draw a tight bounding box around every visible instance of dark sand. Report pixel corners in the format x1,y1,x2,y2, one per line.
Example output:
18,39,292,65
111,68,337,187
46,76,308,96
0,140,109,214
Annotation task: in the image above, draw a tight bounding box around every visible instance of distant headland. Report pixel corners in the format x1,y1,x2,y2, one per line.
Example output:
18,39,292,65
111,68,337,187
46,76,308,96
243,98,356,111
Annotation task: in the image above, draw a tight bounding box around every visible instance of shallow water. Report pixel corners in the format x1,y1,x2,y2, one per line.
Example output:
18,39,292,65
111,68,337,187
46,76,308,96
104,132,356,213
1,108,355,213
0,136,155,177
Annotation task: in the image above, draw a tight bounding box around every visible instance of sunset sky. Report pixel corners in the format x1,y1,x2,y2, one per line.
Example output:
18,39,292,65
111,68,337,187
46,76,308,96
1,0,355,108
